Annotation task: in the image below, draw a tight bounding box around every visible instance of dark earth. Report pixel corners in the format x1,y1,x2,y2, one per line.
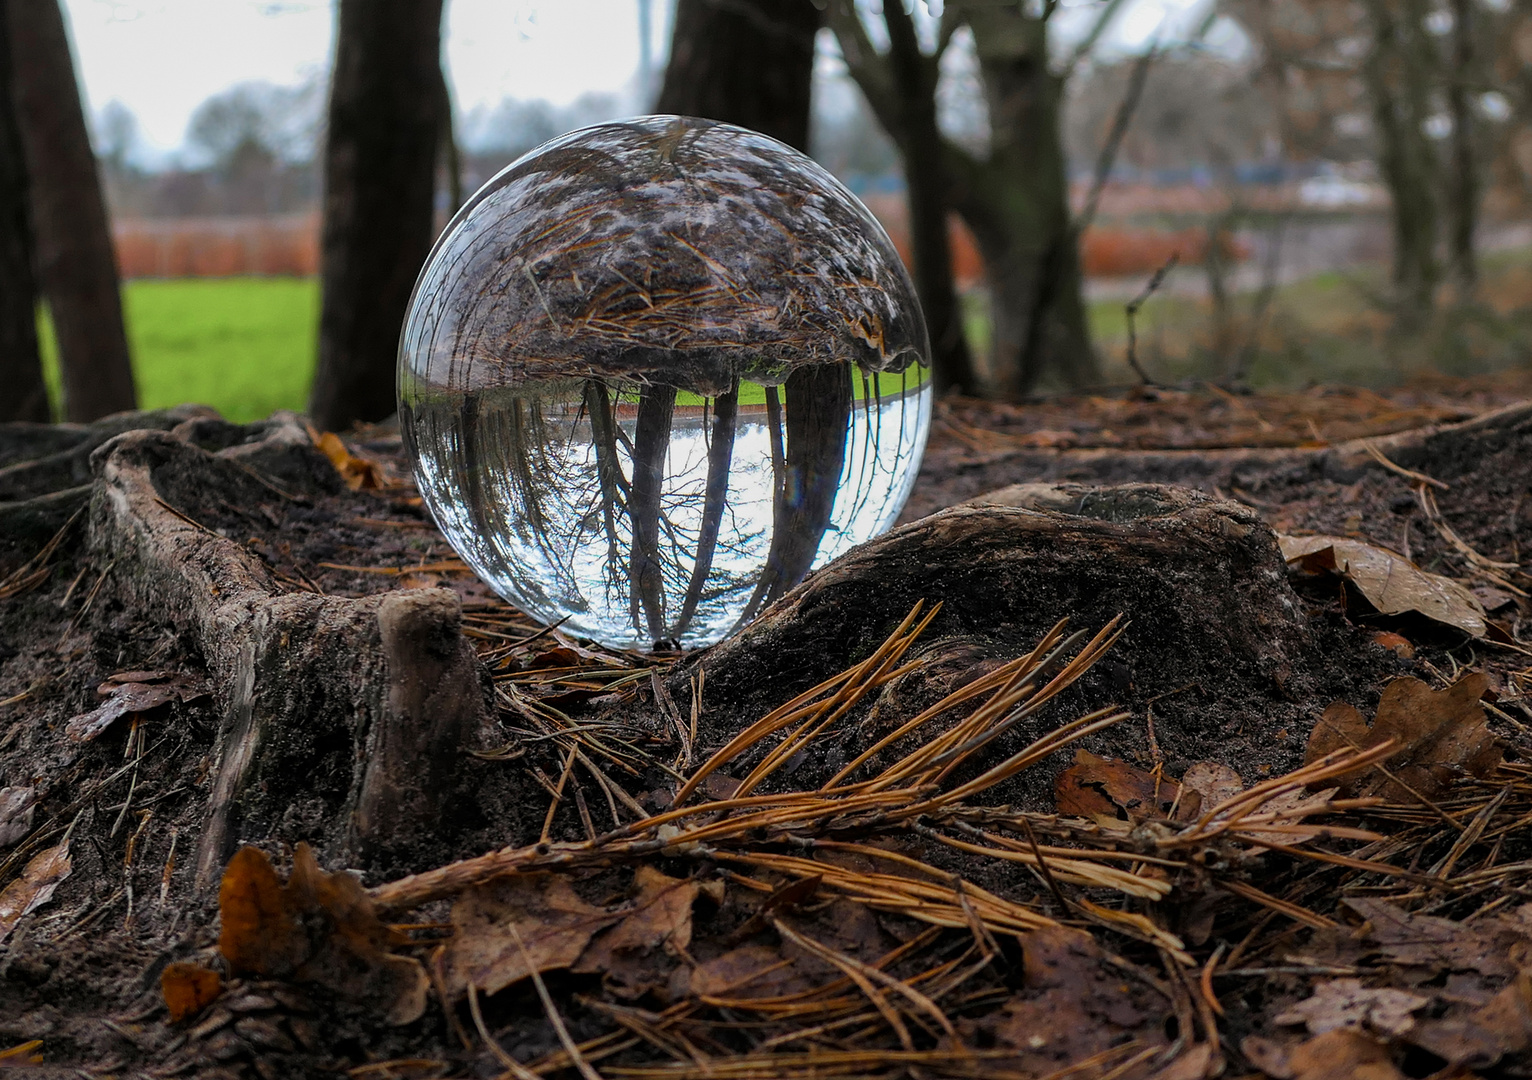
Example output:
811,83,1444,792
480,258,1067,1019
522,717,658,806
1,377,1530,1078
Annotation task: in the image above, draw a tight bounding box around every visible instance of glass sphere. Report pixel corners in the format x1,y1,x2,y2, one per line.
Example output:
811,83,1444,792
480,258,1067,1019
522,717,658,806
399,116,932,652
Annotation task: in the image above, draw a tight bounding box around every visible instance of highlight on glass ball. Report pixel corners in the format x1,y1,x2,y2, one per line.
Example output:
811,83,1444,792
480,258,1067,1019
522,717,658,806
399,115,933,652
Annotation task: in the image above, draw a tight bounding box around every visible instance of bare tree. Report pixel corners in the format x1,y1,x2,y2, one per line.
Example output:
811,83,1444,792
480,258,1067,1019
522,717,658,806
1443,0,1479,293
832,2,1097,396
6,0,135,422
310,0,445,431
1363,0,1440,324
835,2,977,393
0,0,47,423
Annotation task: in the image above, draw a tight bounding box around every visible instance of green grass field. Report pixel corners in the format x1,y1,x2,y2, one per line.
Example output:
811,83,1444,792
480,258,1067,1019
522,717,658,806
37,254,1532,425
40,277,319,424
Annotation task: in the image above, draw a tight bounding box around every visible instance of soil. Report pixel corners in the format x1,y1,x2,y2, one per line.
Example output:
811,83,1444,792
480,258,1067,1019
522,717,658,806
0,377,1530,1077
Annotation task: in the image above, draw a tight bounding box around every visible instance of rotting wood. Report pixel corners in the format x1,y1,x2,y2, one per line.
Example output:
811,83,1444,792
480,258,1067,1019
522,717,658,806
81,415,490,883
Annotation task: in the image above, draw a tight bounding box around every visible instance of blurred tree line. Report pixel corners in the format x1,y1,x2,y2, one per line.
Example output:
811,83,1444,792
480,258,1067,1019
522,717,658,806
2,0,1531,428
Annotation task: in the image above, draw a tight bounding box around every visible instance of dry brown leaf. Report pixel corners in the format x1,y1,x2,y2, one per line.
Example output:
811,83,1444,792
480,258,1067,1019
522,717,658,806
962,924,1164,1076
689,944,806,1001
219,845,302,977
1408,971,1532,1067
1275,978,1428,1037
65,674,208,743
1343,898,1524,980
0,842,70,944
1306,674,1501,799
574,867,696,967
312,430,384,491
1054,750,1197,821
1278,534,1486,637
1180,762,1243,808
0,787,35,848
1281,1029,1405,1080
442,871,619,999
161,962,222,1023
217,844,427,1025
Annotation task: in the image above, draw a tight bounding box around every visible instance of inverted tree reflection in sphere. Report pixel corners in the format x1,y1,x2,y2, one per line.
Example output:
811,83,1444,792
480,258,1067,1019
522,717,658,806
399,116,932,652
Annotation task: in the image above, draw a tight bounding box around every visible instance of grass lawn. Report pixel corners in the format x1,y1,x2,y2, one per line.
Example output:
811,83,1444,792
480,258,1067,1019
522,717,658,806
41,277,319,424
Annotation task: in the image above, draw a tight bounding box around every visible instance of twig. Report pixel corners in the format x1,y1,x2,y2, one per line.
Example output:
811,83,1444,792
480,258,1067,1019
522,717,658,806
1124,253,1178,386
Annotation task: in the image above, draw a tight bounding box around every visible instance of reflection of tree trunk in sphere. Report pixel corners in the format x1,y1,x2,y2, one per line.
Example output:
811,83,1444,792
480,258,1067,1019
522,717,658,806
627,385,678,641
672,382,740,639
738,365,854,627
583,381,631,596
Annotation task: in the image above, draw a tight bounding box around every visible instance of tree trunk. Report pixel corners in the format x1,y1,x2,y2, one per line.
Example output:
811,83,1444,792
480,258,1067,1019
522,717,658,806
879,4,978,395
0,1,47,424
958,6,1096,395
833,3,1096,397
1364,0,1440,326
310,0,444,432
1445,0,1479,295
655,0,821,151
6,0,135,422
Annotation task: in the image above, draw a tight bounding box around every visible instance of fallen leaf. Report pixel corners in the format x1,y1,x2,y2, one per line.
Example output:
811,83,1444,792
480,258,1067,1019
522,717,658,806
0,788,35,848
161,963,222,1023
1306,674,1501,799
1279,534,1486,637
1369,631,1415,658
1343,898,1524,980
962,925,1165,1075
1275,978,1428,1037
311,430,384,490
217,844,426,1025
66,674,208,742
0,842,71,944
689,944,806,1001
1283,1028,1404,1080
573,867,699,999
1180,762,1243,810
1408,971,1532,1067
219,845,302,977
1055,750,1197,821
442,871,619,998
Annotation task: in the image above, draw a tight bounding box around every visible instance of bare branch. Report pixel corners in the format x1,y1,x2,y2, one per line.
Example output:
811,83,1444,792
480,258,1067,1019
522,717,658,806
1075,41,1159,234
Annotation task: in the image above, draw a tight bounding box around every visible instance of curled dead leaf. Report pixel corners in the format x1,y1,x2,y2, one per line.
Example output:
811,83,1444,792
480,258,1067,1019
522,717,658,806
1278,534,1486,637
217,844,426,1025
310,429,385,491
161,962,222,1023
0,842,70,944
65,673,208,743
1306,674,1501,799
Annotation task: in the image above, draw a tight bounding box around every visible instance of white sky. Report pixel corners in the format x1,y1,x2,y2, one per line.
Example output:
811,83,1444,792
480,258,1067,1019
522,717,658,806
62,0,1205,165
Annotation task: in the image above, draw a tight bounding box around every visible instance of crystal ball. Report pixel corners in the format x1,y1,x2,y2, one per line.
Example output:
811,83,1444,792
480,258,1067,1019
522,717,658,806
399,116,932,652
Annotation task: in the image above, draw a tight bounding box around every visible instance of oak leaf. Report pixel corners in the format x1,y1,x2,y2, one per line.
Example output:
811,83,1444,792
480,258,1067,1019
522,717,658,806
0,842,70,944
1306,674,1500,799
1279,534,1485,637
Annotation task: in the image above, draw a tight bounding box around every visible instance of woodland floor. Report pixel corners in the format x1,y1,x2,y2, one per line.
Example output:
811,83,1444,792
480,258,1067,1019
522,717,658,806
2,372,1532,1079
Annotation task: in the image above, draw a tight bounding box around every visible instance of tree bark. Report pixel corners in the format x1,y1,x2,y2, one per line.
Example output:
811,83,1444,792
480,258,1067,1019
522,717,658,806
655,0,821,151
1445,0,1479,294
6,0,135,422
833,3,1096,397
877,4,977,395
1363,0,1440,326
0,0,47,423
958,4,1096,395
311,0,444,432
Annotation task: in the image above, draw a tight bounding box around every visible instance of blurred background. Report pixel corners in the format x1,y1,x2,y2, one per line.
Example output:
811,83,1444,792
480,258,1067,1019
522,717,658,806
5,0,1531,425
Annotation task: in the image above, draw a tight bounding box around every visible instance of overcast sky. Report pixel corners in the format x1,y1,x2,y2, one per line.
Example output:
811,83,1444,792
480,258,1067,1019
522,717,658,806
63,0,1212,165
